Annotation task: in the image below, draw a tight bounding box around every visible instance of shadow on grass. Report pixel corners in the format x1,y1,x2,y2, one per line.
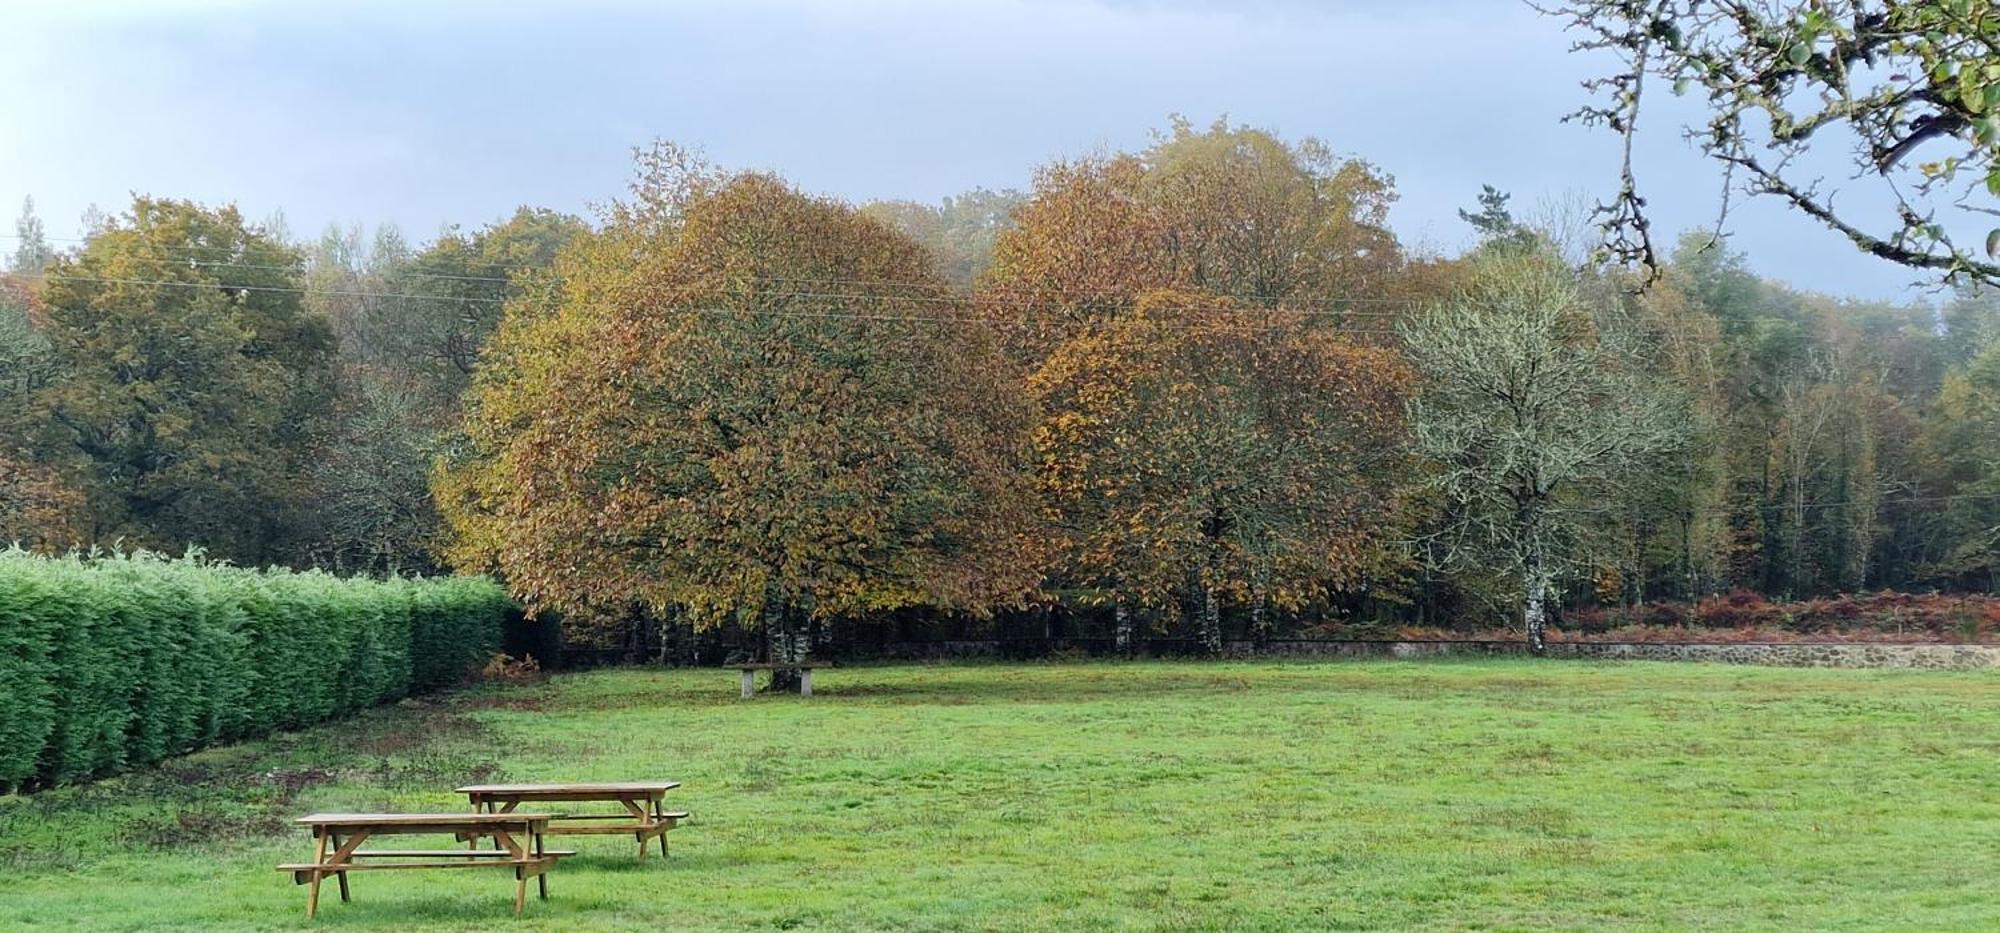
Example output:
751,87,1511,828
553,850,740,873
541,662,1518,711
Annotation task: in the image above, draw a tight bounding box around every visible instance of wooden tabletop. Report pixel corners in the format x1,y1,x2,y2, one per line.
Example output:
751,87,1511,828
295,813,554,827
732,662,818,670
457,782,681,795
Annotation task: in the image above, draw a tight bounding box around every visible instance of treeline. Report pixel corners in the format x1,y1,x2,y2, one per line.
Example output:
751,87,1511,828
3,118,1997,657
0,196,585,572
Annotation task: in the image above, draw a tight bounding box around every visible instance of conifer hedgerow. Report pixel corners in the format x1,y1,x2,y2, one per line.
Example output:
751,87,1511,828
0,549,512,790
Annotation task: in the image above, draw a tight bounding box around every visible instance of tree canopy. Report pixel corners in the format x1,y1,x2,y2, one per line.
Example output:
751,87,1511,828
29,198,335,562
1402,250,1689,650
1028,290,1411,649
0,117,1994,654
439,150,1039,657
984,117,1400,347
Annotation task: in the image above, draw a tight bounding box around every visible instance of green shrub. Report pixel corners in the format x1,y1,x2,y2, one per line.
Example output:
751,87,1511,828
0,549,512,791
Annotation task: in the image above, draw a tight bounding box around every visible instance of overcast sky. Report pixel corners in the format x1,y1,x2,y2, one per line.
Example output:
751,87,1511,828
0,0,1934,301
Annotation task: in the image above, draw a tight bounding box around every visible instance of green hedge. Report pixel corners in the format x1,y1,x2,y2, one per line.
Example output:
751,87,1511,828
0,549,513,791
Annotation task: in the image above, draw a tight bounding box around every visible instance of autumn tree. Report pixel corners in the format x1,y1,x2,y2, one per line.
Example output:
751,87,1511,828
983,118,1416,644
860,188,1023,289
304,222,411,370
1919,339,2000,589
1029,290,1412,651
1669,234,1825,593
0,275,81,548
1140,116,1401,303
29,198,335,563
1402,251,1688,651
386,207,590,405
291,210,583,573
984,117,1401,345
0,276,55,411
0,454,84,551
1646,233,1943,598
1438,194,1731,612
1579,269,1733,605
438,146,1038,675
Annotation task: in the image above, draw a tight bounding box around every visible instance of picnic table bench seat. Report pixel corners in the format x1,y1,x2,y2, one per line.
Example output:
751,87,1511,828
340,848,579,858
458,781,686,859
282,812,561,918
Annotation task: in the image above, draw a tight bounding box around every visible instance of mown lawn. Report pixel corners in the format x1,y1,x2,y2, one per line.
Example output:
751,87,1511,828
1,659,1994,931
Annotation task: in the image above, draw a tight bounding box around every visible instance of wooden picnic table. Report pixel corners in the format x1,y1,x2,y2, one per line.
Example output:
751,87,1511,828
279,812,565,919
458,781,687,859
734,661,817,697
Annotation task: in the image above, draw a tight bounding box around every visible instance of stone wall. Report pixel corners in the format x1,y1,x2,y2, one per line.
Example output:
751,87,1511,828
1538,641,2000,670
867,638,2000,670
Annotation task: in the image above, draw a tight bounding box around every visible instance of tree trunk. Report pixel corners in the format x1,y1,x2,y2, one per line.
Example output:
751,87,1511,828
762,593,806,692
652,607,671,666
1789,467,1807,598
1682,510,1697,601
1523,554,1550,656
1113,600,1133,656
1630,522,1647,608
1516,497,1552,655
1198,582,1222,656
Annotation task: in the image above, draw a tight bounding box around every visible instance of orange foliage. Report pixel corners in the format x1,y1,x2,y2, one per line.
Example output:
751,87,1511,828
1026,289,1412,614
981,118,1404,351
984,120,1420,618
438,153,1039,631
0,454,86,552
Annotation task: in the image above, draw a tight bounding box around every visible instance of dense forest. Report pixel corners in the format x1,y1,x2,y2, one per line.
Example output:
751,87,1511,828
3,120,1997,656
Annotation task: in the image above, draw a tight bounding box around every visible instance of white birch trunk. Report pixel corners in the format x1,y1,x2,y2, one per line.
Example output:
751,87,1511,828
1523,557,1550,655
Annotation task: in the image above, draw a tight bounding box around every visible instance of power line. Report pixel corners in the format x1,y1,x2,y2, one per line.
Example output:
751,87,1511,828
1,232,1432,308
5,272,1412,335
16,273,518,306
7,271,1419,328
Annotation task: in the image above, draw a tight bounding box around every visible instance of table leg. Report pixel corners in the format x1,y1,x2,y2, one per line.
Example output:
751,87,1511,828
467,795,482,855
307,828,370,918
329,832,351,903
535,828,549,900
306,828,328,919
741,668,755,698
620,797,652,860
655,798,669,857
491,827,529,913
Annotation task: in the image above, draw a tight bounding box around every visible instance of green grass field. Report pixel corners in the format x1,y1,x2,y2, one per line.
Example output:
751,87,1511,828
1,659,1994,931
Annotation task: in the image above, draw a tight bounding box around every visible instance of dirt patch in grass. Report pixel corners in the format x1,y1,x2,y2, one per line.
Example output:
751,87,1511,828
364,751,503,791
263,767,337,800
142,805,293,848
459,693,549,711
340,705,487,757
